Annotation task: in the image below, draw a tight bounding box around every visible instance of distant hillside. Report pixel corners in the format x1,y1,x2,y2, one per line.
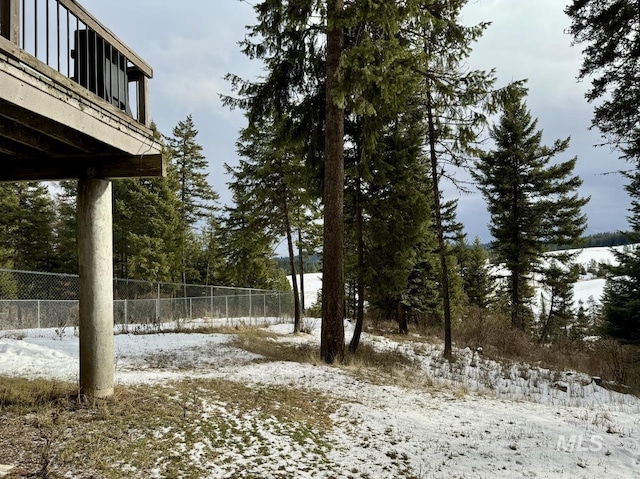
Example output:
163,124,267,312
582,231,631,248
484,231,632,252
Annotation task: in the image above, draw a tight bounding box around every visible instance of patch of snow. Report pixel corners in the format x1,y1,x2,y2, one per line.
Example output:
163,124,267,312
2,324,640,477
287,272,322,307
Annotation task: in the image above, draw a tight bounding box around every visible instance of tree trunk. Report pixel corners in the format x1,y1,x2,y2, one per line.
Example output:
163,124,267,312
349,172,365,353
298,227,305,313
182,230,188,319
511,270,524,330
283,191,301,332
321,0,345,364
426,91,453,361
510,181,523,330
398,303,409,335
539,290,555,344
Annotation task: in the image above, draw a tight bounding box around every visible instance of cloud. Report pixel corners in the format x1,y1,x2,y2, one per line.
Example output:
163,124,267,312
80,0,631,239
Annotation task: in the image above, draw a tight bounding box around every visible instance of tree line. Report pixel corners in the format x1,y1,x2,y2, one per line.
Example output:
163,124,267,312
0,116,291,295
1,0,638,357
225,0,639,356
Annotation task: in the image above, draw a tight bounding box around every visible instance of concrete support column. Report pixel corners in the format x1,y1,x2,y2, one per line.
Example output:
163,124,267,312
78,178,114,398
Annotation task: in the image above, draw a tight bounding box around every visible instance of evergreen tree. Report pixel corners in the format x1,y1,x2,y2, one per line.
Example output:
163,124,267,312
166,115,218,226
601,169,640,343
228,115,317,331
458,236,492,310
0,183,57,272
405,0,496,359
473,87,589,331
359,114,433,334
573,300,591,340
112,177,182,282
403,233,442,326
565,0,640,162
218,202,289,291
0,185,18,298
336,2,427,348
194,214,226,286
226,0,436,361
538,255,581,343
566,0,640,342
0,184,19,269
165,115,219,286
52,181,78,274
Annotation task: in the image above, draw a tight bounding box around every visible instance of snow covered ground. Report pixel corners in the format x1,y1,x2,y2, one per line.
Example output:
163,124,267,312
1,245,639,477
1,321,640,478
539,245,630,303
288,271,322,308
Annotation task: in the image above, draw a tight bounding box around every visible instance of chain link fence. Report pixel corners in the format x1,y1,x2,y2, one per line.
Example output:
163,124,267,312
0,269,294,331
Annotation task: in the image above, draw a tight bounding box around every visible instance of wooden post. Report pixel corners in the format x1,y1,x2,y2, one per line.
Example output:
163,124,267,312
1,0,20,44
138,74,150,126
78,178,114,399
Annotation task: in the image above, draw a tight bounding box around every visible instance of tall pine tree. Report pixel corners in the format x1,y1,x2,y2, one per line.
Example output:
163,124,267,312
228,115,317,331
473,87,588,331
566,0,640,342
601,169,640,343
458,236,492,311
0,182,56,272
165,115,219,286
405,0,497,359
566,0,640,161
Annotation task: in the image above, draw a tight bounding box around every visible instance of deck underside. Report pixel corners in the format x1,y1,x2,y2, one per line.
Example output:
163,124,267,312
0,50,163,182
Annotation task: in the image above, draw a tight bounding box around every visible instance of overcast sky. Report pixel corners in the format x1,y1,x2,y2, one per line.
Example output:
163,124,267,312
83,0,631,244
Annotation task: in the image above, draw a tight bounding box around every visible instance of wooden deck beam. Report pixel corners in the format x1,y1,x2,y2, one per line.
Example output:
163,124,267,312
1,153,165,182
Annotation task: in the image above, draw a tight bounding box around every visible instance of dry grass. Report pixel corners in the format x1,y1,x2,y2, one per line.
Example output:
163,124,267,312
231,327,320,364
0,325,429,478
0,375,336,478
358,311,640,396
452,310,640,395
230,327,425,390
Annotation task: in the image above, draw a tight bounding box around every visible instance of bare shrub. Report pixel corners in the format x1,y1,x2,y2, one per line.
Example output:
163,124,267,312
453,308,640,395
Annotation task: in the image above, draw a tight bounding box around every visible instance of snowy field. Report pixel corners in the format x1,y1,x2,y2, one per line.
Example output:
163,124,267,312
1,245,639,477
539,245,631,305
1,319,640,478
290,245,637,310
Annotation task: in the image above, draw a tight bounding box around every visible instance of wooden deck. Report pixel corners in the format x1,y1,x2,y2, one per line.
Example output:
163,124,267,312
0,0,163,182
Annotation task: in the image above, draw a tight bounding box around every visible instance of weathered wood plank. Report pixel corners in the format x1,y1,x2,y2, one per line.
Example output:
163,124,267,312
8,0,18,44
0,153,165,182
0,0,17,43
0,119,87,155
0,99,95,153
0,56,162,155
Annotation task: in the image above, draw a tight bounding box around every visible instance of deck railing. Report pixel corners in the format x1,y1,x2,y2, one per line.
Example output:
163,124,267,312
0,0,151,126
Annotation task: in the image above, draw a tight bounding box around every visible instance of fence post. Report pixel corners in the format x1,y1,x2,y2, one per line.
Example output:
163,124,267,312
37,300,41,329
156,283,160,321
249,289,252,325
210,286,214,318
263,294,266,322
189,297,193,320
124,299,128,328
225,296,228,321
